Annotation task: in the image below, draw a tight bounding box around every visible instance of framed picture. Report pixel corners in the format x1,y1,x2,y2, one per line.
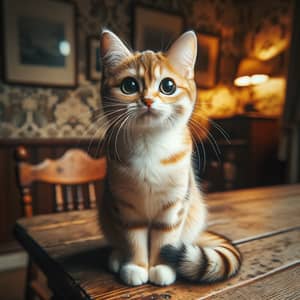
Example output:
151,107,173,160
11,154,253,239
134,6,184,51
87,37,101,81
2,0,77,87
195,33,220,88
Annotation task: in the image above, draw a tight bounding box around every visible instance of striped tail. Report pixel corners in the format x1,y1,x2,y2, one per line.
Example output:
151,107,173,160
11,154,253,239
160,231,242,283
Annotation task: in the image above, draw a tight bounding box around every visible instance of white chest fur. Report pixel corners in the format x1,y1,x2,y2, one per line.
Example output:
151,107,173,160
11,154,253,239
108,128,191,219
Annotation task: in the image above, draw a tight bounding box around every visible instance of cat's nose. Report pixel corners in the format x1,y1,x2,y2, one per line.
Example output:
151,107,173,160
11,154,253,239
142,98,154,108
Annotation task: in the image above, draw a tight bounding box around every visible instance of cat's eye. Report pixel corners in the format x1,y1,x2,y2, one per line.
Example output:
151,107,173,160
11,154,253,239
159,78,176,95
120,77,139,94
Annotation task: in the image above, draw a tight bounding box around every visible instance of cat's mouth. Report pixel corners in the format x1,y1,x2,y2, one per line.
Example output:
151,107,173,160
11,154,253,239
139,107,160,118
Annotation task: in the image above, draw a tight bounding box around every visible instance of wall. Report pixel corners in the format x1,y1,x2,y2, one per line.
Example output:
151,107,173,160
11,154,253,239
198,0,293,118
0,0,244,139
0,0,293,139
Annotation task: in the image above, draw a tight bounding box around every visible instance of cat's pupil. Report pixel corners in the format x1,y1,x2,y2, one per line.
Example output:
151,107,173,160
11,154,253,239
120,77,139,94
159,78,176,95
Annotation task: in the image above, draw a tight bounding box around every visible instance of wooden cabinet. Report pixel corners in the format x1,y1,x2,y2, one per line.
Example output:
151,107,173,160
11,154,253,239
195,116,284,192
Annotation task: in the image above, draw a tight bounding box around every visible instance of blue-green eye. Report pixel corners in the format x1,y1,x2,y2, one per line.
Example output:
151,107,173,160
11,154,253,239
120,77,139,94
159,78,176,95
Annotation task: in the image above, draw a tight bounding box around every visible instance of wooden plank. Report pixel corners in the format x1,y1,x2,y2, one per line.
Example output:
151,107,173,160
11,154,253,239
42,229,299,300
208,194,300,243
207,184,300,202
17,184,300,229
16,188,300,249
14,185,300,299
204,263,300,300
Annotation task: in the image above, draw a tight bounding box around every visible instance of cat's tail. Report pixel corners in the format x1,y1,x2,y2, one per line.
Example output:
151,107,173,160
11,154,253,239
160,231,242,283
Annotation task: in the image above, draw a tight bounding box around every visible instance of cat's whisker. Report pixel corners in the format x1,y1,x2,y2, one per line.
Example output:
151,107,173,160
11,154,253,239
114,111,135,161
192,112,231,143
190,119,221,163
105,113,130,161
88,114,122,156
191,132,206,175
87,109,128,154
190,119,221,158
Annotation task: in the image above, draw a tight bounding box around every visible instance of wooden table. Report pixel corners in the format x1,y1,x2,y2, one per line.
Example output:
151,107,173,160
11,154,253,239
14,185,300,300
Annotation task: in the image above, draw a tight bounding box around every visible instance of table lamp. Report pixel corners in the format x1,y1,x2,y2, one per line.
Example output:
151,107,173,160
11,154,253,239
234,57,271,87
234,57,272,113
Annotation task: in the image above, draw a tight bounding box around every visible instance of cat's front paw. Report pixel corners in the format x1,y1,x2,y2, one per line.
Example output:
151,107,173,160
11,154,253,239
120,263,148,286
149,265,176,286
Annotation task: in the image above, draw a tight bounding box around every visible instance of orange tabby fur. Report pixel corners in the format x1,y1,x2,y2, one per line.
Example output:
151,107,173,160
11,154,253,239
98,30,241,286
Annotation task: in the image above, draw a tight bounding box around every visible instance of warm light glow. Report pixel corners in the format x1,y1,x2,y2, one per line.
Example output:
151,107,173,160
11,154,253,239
234,76,251,87
251,74,269,85
234,74,269,87
59,41,71,56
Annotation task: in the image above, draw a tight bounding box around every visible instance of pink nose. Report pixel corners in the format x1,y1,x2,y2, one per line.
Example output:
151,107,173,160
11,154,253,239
143,98,153,108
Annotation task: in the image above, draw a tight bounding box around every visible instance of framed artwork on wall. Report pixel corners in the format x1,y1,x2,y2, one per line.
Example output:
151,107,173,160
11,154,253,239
2,0,77,87
195,33,220,88
133,6,184,51
87,37,101,81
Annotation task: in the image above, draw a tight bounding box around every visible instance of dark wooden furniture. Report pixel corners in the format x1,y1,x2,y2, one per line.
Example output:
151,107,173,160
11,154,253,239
283,0,300,183
15,146,107,217
14,184,300,299
0,139,105,248
15,146,106,300
199,115,281,192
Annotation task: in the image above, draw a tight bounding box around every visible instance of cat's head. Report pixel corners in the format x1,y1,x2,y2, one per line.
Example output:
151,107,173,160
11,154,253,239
100,30,197,133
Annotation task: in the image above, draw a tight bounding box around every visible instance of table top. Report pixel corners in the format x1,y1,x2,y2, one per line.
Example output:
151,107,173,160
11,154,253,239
14,184,300,300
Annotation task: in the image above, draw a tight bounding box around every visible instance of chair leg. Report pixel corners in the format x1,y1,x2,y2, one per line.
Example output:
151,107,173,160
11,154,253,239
25,258,38,300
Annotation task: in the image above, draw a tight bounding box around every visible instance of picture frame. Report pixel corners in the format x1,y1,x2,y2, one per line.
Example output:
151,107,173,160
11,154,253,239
1,0,77,87
133,6,184,52
195,33,220,88
87,36,101,81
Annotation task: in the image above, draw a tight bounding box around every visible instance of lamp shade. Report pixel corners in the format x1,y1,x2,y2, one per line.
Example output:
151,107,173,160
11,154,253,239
234,57,271,87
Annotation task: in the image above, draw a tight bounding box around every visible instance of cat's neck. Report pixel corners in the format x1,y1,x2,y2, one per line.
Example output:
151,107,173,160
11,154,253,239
134,124,187,146
107,124,190,162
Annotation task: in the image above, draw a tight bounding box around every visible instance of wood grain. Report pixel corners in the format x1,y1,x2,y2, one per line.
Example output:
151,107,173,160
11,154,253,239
16,186,300,249
14,185,300,300
17,148,106,186
205,263,300,300
18,228,297,300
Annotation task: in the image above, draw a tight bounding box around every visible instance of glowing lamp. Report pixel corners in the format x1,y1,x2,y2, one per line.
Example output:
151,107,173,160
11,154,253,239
234,58,271,87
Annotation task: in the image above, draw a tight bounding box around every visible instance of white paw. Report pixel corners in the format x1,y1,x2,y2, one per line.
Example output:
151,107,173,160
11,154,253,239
120,264,148,286
108,250,122,273
149,265,176,286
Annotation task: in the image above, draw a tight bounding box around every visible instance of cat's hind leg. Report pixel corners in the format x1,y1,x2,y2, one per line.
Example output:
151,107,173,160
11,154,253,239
108,249,123,273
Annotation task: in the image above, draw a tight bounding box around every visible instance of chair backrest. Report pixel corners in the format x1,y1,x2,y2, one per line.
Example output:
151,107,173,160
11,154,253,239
15,146,107,217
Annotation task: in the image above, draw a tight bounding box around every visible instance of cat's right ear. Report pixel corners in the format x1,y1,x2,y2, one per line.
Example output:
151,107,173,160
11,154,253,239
100,30,131,68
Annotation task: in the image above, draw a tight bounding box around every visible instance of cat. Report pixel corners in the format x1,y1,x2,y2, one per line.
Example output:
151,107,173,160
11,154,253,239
98,29,241,286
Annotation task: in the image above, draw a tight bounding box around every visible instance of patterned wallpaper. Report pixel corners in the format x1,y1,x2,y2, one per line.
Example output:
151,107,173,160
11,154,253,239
0,0,293,139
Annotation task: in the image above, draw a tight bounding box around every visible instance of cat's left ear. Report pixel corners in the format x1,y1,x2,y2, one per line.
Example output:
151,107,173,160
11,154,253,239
100,29,132,68
166,31,197,79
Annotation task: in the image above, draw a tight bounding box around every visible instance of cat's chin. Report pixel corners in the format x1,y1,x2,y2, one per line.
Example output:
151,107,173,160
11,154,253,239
135,113,166,130
136,109,164,123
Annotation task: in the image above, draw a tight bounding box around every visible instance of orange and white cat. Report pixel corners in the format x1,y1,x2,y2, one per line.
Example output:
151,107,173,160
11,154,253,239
98,30,241,286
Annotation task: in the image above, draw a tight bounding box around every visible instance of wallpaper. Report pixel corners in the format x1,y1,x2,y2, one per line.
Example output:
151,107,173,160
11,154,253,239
0,0,293,139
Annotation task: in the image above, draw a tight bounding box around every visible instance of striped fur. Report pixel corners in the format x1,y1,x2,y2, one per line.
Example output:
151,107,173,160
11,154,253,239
98,30,241,286
161,231,242,282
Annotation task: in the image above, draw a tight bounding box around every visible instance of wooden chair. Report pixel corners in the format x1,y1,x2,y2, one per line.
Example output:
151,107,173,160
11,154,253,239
15,146,107,300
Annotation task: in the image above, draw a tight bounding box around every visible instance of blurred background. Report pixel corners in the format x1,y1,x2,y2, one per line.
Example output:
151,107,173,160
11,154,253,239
0,0,299,299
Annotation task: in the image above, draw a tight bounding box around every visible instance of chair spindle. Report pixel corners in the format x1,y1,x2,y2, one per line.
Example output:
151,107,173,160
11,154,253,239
66,186,74,211
88,183,97,209
76,185,84,210
55,184,64,212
